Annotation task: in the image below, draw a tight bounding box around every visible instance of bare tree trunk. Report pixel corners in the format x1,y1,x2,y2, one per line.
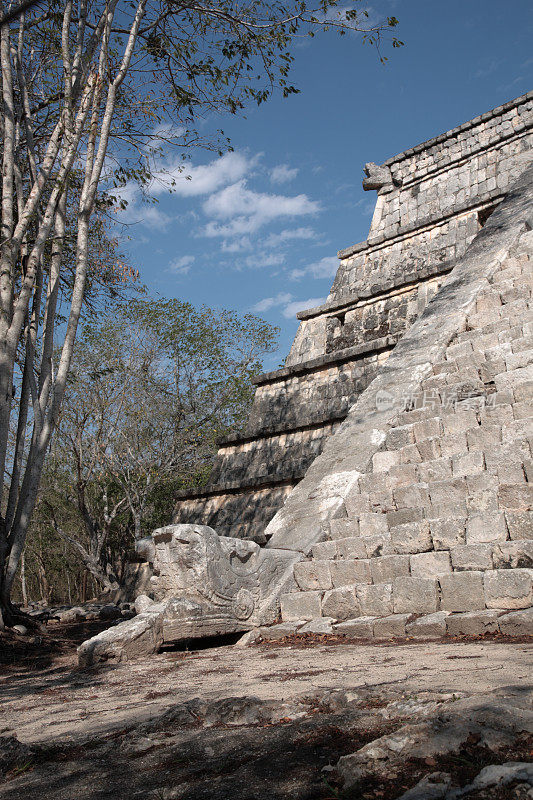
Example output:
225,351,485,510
0,0,146,626
20,550,27,606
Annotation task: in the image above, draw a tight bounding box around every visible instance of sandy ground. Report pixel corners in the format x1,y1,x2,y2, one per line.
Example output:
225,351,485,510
0,632,531,799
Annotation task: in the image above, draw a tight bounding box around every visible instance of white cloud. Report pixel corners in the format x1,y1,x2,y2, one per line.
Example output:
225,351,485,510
144,122,187,152
108,182,171,229
270,164,299,184
244,252,285,269
221,237,252,253
151,151,258,197
251,292,293,313
264,227,318,248
283,297,325,318
473,59,501,80
168,255,195,274
202,180,320,238
290,256,338,280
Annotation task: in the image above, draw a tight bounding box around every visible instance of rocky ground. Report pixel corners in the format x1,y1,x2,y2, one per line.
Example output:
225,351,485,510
0,621,531,800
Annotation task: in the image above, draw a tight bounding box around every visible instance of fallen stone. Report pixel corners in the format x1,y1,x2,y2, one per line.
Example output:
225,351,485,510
396,771,451,800
373,613,412,639
234,629,261,647
447,761,533,798
298,617,335,634
498,607,533,636
12,624,28,635
58,606,86,623
78,612,164,667
258,621,304,640
446,610,500,637
334,616,376,638
336,697,533,788
406,611,449,639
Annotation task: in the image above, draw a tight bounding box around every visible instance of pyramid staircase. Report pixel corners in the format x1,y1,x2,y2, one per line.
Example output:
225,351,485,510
173,91,533,549
272,207,533,639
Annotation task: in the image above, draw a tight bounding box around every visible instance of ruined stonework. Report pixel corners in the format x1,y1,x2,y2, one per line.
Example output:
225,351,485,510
80,93,533,663
78,525,300,665
174,91,533,544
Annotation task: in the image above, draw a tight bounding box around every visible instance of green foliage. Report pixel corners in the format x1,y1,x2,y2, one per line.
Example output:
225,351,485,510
19,297,278,602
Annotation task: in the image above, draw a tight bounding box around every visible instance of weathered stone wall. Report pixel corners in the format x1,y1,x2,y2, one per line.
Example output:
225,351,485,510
270,160,533,638
174,485,295,542
173,91,533,546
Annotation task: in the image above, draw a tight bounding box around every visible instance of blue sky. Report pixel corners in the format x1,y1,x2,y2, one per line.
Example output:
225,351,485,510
113,0,533,371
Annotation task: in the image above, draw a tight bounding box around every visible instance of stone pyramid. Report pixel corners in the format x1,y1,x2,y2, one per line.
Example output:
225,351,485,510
174,91,533,555
79,93,533,664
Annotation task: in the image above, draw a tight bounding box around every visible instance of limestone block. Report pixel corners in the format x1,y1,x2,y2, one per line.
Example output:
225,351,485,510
410,551,452,578
452,451,485,477
281,591,322,622
441,409,478,435
413,418,442,442
388,464,418,489
429,478,468,508
330,559,371,588
492,541,533,569
370,555,410,584
358,512,389,538
417,438,442,462
344,491,370,518
311,541,337,560
293,560,332,592
259,621,304,640
78,612,164,667
373,614,412,639
372,450,400,472
298,617,335,635
418,458,452,483
466,512,508,544
440,433,468,458
446,610,500,637
398,443,423,463
356,583,393,616
484,568,533,609
363,534,395,559
451,544,494,571
406,611,449,638
329,518,360,540
334,617,375,638
430,517,466,549
439,572,486,612
387,507,425,528
498,607,533,636
321,586,360,621
391,520,432,554
505,510,533,539
393,483,430,510
337,537,368,560
498,483,533,510
392,576,439,614
386,424,415,450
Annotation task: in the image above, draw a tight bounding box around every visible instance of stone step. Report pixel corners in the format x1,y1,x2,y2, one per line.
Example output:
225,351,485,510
311,537,533,573
260,607,533,642
343,442,530,521
283,568,533,622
